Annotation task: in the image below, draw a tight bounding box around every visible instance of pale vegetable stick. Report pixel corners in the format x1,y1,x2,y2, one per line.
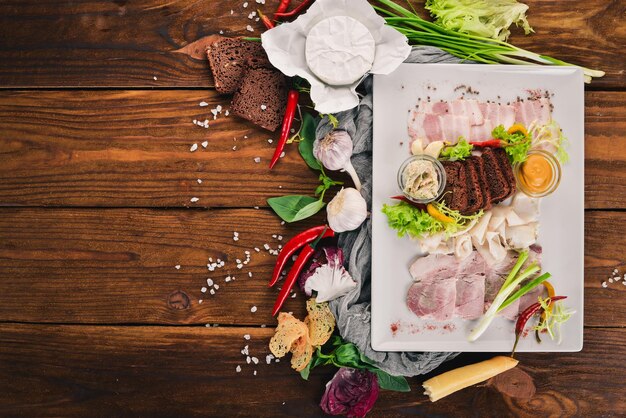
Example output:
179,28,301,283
422,356,519,402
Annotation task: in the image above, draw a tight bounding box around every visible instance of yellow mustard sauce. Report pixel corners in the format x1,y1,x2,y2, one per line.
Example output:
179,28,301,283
519,154,553,194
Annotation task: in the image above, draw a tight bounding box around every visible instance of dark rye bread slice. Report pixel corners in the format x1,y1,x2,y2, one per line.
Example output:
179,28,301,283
440,161,469,212
480,147,511,203
494,148,516,200
462,157,491,214
231,67,288,132
206,37,270,94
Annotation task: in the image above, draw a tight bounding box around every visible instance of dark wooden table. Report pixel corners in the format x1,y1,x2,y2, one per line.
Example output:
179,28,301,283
0,1,624,416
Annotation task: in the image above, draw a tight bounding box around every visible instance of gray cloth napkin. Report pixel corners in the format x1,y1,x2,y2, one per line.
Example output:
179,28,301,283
316,46,467,377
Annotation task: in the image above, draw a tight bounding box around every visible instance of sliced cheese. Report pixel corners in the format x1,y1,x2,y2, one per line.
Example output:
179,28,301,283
423,356,518,402
305,16,375,86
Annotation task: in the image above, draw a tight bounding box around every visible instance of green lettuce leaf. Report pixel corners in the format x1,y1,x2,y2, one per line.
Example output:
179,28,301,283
425,0,533,42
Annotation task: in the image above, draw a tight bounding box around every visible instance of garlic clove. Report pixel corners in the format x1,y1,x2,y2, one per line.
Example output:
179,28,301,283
424,141,444,158
327,187,367,233
411,138,424,156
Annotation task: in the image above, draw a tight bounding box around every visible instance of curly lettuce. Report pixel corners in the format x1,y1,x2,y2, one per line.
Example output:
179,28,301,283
382,201,482,239
425,0,534,42
439,139,473,161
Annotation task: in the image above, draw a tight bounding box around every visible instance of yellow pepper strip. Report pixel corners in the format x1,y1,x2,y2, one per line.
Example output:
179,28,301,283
423,356,519,402
427,203,454,223
541,281,556,318
508,123,528,136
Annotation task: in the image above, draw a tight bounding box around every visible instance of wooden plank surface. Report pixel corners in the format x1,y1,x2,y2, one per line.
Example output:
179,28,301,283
0,324,624,417
1,90,624,208
0,0,623,89
0,208,623,326
0,90,322,208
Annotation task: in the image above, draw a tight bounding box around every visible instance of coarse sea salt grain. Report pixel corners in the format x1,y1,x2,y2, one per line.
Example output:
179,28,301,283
197,179,202,184
202,141,208,148
190,143,198,152
236,365,241,373
214,284,220,290
198,299,203,304
251,306,257,313
265,354,274,364
153,76,157,80
244,334,251,340
175,265,181,270
251,357,259,364
199,101,208,107
210,289,216,295
254,157,261,163
190,197,199,203
243,2,248,7
248,272,252,278
602,282,608,288
201,287,207,293
225,276,231,282
246,25,254,32
261,104,267,111
254,370,257,376
280,151,286,158
207,278,214,286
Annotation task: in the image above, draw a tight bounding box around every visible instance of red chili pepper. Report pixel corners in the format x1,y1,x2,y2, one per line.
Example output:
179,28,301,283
269,89,299,169
511,295,567,356
258,10,275,30
269,225,335,287
274,0,292,16
469,140,503,148
272,226,329,316
273,0,314,20
391,195,427,211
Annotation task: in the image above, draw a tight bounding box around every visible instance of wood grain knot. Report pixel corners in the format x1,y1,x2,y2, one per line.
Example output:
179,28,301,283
167,290,190,310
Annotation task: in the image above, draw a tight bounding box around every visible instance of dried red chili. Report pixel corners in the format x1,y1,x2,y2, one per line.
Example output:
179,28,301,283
273,0,314,20
269,89,299,169
257,10,275,30
511,295,567,356
274,0,292,16
469,140,503,148
271,226,329,316
269,225,335,287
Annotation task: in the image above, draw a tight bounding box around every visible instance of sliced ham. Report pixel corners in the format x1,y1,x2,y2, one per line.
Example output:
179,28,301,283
514,98,551,126
455,273,486,319
409,253,458,282
416,100,449,115
407,278,457,321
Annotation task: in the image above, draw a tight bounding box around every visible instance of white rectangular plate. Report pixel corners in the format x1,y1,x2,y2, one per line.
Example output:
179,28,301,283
371,64,584,352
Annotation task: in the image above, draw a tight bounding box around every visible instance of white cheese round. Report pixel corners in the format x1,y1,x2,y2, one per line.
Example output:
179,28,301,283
305,16,375,86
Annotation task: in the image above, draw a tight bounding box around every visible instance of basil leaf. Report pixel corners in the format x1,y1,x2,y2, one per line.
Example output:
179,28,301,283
372,370,411,392
293,199,326,222
298,113,322,171
267,195,324,223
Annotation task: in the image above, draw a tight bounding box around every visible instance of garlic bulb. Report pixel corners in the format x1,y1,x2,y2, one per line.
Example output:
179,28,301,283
327,187,367,233
314,130,362,191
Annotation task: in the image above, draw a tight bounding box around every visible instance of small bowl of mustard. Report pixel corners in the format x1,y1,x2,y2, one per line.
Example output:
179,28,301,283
397,154,447,204
513,149,562,198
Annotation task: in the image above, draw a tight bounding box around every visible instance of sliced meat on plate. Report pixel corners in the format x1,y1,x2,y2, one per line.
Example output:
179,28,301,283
455,273,486,319
449,99,484,126
440,114,471,143
408,110,444,142
416,100,449,115
469,119,494,142
407,277,457,321
514,98,551,126
482,103,516,129
409,253,459,282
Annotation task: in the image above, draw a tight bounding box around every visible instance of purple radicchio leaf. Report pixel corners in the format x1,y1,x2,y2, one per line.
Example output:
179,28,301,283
297,246,344,292
320,367,379,418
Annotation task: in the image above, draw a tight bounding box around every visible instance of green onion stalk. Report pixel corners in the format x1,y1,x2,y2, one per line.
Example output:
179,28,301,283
371,0,604,83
